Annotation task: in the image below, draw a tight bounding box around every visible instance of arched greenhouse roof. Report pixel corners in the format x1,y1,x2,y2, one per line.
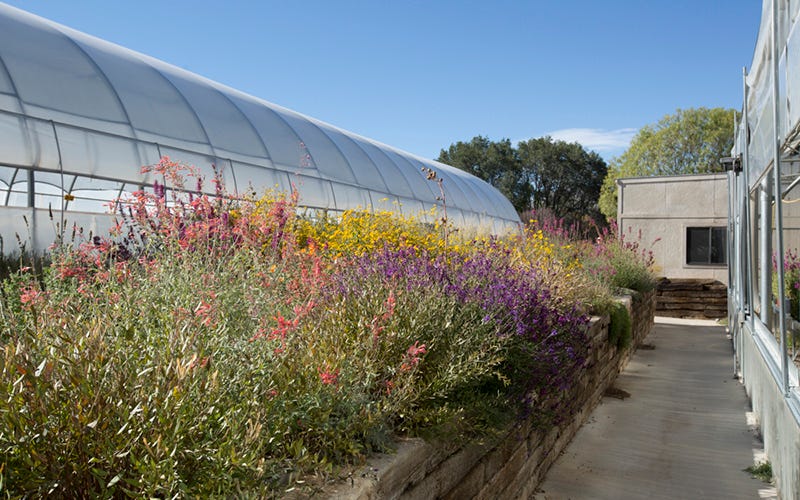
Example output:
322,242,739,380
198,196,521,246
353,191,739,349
0,3,520,239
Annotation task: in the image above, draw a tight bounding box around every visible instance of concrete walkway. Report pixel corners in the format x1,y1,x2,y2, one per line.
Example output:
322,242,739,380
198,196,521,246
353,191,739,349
536,317,776,500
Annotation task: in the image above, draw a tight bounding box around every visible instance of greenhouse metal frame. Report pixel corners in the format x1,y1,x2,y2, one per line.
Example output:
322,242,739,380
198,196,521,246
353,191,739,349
728,0,800,496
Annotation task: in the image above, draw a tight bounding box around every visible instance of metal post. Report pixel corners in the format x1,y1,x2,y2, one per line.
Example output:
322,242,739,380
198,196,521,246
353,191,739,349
727,167,741,308
728,166,740,376
741,67,753,380
771,0,790,395
26,168,37,254
743,67,754,328
760,176,772,326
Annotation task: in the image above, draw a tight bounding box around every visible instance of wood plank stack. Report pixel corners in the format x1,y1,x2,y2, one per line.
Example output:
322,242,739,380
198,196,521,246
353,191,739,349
655,278,727,319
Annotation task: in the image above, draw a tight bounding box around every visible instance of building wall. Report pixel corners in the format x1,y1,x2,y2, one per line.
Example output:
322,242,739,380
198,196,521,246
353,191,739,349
740,322,800,500
617,173,729,285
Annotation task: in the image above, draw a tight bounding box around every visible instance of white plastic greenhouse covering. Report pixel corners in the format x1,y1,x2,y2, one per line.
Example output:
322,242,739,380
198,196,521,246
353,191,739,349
733,0,800,184
0,4,520,252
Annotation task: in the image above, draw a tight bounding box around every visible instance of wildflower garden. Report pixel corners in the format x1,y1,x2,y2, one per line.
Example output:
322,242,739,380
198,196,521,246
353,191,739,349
0,158,655,497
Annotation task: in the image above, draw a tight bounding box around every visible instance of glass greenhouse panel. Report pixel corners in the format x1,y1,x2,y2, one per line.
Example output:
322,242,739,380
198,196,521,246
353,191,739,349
446,172,489,214
787,22,800,132
460,177,491,208
33,180,63,210
0,94,21,114
32,171,67,191
69,191,124,213
61,211,116,243
69,177,124,213
471,177,518,220
0,207,33,251
444,208,466,229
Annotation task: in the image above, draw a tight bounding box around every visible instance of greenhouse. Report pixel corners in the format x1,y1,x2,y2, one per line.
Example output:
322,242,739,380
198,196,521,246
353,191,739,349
0,4,519,253
727,0,800,495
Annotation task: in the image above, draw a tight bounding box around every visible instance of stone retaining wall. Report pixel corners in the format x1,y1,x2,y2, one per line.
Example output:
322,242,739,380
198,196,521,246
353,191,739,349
326,291,655,499
656,278,727,318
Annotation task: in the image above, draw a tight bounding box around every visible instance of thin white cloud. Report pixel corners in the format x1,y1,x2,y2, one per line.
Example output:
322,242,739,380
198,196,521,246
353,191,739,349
544,127,638,153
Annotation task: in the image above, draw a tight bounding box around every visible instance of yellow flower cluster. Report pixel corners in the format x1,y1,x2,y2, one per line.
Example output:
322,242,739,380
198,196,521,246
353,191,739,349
513,227,584,272
297,208,457,257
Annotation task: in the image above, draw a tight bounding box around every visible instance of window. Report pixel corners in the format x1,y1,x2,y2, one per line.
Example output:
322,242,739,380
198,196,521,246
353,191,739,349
686,227,727,265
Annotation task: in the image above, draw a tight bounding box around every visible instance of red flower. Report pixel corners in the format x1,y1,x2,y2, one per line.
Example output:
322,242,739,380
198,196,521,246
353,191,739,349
194,292,217,328
318,366,340,386
20,286,45,310
400,341,427,372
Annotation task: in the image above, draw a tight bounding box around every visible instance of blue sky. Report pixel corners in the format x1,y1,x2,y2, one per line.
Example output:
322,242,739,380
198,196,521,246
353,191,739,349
4,1,762,163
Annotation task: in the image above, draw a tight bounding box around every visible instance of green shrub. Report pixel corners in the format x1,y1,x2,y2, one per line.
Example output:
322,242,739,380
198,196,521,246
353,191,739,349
608,302,632,349
608,247,656,293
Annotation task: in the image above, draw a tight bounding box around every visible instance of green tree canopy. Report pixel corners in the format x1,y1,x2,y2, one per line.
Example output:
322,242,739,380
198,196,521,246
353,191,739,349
437,136,531,213
598,107,737,219
437,135,607,223
517,136,607,225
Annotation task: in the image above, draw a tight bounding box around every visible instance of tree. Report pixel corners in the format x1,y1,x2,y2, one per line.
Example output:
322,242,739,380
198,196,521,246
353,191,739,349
598,107,738,220
517,136,607,225
438,136,608,221
437,136,531,213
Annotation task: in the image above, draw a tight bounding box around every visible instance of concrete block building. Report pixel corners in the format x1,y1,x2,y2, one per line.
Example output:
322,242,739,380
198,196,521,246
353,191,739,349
617,173,729,318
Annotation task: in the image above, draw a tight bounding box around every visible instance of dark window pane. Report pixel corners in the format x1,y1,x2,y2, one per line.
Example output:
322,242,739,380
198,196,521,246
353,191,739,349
711,227,727,264
687,227,711,264
686,226,727,265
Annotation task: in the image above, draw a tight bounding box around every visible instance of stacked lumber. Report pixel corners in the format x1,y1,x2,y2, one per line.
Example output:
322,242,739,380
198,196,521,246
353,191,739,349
655,278,727,319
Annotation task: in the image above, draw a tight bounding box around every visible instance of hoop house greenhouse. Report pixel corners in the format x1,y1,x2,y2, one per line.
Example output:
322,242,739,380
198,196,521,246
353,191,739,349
0,4,520,253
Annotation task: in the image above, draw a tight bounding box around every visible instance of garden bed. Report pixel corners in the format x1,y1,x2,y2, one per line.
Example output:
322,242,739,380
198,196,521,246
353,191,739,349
0,159,658,497
324,290,655,499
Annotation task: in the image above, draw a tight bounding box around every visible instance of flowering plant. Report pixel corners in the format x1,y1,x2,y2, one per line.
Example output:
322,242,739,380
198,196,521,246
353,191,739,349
0,158,634,497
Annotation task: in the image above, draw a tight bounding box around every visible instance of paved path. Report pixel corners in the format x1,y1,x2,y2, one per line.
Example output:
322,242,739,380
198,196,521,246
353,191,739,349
536,317,776,500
